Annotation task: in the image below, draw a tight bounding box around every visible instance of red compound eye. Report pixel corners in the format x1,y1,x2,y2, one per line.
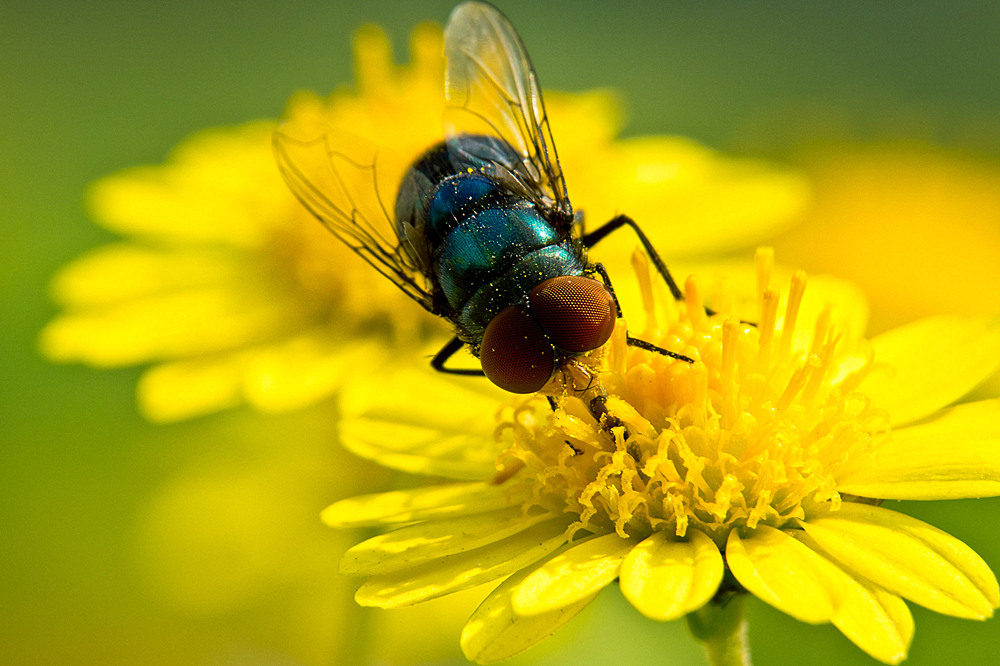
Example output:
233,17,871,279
480,305,555,393
528,276,617,353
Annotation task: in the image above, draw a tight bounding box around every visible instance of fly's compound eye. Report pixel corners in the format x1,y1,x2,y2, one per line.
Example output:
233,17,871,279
480,305,555,393
528,276,617,353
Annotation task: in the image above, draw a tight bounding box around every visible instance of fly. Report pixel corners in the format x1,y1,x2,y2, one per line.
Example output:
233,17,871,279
274,1,695,415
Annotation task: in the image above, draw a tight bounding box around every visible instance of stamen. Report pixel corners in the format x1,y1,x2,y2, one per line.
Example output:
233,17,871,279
721,318,740,390
685,275,705,328
776,361,813,411
755,247,775,308
757,287,780,370
779,270,808,360
710,274,735,319
689,361,709,427
631,251,657,331
802,333,840,405
721,319,741,428
809,306,832,356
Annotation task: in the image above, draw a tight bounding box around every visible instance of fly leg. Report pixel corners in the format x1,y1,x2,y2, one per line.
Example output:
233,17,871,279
582,213,717,316
591,261,694,364
590,262,623,319
430,336,485,376
584,214,761,326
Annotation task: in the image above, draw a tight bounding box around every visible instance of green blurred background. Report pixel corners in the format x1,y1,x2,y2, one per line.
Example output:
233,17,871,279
3,1,999,664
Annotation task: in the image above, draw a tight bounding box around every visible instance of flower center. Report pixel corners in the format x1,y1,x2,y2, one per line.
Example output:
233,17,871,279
497,250,891,549
266,195,442,344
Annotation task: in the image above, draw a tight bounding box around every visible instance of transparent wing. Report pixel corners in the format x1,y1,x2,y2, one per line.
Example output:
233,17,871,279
273,121,436,312
443,1,573,223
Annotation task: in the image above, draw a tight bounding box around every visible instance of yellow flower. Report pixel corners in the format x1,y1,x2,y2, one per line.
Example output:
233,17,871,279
776,142,1000,333
40,22,807,422
324,249,1000,664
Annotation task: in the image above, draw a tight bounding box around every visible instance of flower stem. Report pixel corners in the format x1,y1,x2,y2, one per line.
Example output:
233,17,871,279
686,595,751,666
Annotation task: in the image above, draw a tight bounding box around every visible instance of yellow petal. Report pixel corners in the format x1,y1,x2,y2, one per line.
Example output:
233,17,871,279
574,136,810,258
837,400,1000,500
511,533,634,616
341,507,555,575
242,334,386,414
46,243,249,308
857,316,1000,426
355,518,569,608
40,285,306,366
735,526,914,663
339,367,507,479
137,332,397,421
801,503,999,618
725,525,846,623
546,89,623,153
322,482,525,528
87,122,288,246
773,145,1000,337
137,356,243,422
793,532,914,664
619,529,723,621
461,561,598,664
834,582,914,665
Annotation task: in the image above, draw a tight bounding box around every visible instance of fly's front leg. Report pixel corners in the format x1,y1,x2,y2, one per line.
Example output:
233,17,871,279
591,263,623,320
582,214,685,300
583,214,721,318
585,215,762,327
430,336,485,376
591,262,695,364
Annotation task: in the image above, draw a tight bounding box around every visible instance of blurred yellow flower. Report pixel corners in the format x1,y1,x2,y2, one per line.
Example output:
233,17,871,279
776,142,1000,335
324,250,1000,664
40,22,807,422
